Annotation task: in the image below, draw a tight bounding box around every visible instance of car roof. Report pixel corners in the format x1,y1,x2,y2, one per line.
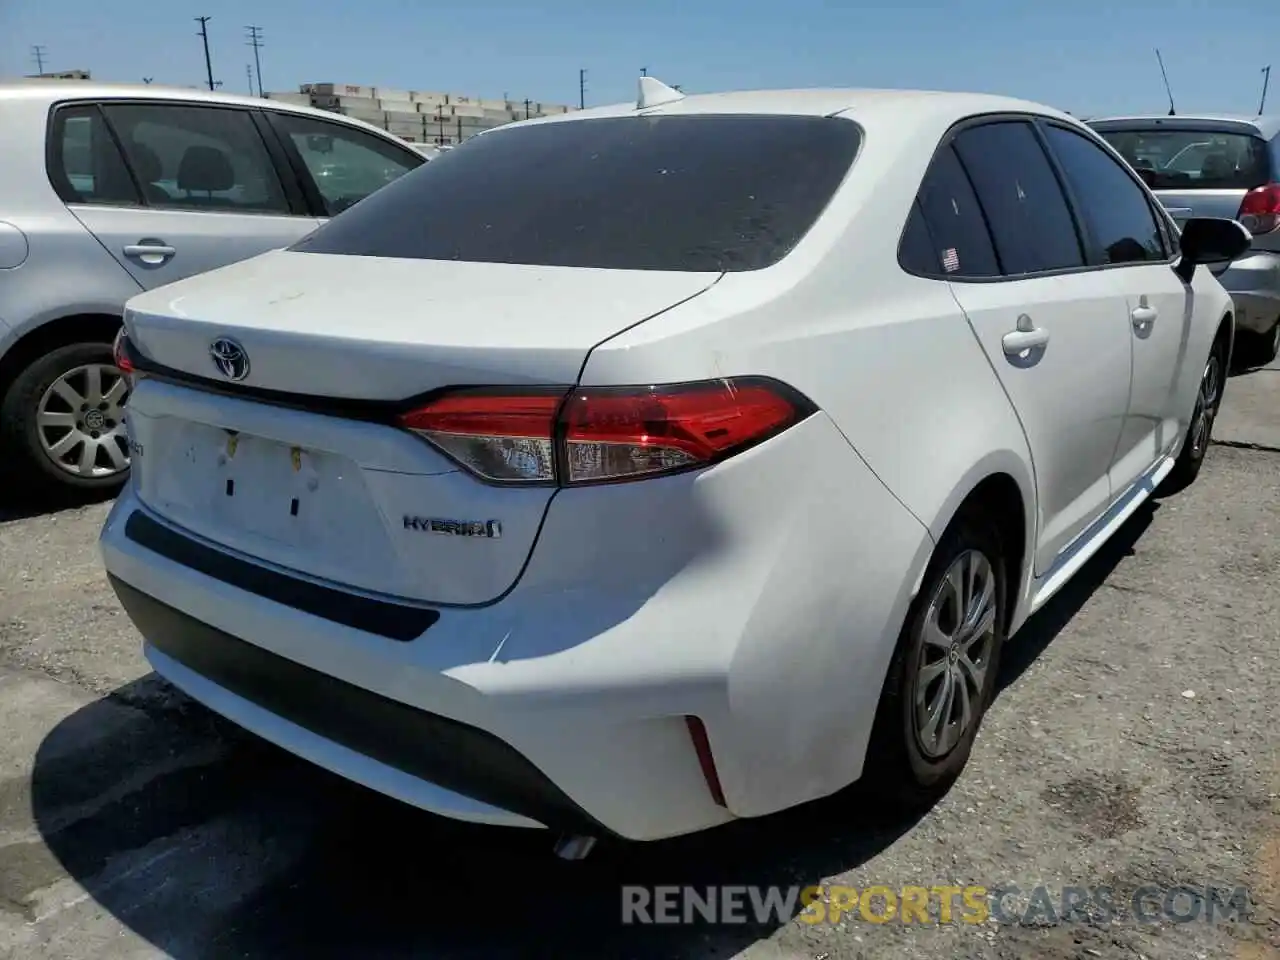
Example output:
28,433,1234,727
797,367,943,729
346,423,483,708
505,86,1077,130
0,79,402,141
1088,112,1280,140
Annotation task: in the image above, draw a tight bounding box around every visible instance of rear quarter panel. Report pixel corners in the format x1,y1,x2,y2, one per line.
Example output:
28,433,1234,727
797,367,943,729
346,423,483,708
575,110,1039,801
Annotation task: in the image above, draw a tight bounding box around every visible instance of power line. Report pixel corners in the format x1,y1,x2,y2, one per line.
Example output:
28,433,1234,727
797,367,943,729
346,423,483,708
31,45,47,75
195,17,216,92
578,68,587,110
245,26,264,97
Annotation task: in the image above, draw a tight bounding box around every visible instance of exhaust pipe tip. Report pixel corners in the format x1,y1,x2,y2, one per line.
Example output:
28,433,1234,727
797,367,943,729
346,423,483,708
553,834,597,861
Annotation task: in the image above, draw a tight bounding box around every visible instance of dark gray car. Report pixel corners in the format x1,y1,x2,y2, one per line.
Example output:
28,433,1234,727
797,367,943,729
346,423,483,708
1089,113,1280,366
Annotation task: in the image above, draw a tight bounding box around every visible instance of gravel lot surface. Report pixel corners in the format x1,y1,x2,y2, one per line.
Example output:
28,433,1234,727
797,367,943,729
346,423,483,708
0,361,1277,960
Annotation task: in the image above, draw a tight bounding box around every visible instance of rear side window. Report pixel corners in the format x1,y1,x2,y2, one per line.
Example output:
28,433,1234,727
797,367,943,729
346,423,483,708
100,103,290,214
953,121,1085,275
48,105,140,206
291,114,862,272
1095,127,1271,190
911,145,999,278
1043,125,1167,264
898,201,940,274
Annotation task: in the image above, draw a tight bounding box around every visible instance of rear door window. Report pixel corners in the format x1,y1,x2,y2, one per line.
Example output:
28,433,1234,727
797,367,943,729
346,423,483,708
952,121,1085,275
1095,128,1271,190
290,114,862,272
910,144,1000,278
100,103,290,214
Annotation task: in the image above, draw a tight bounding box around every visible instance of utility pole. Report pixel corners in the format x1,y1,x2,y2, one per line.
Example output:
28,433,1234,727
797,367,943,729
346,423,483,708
195,17,216,91
523,98,531,119
1260,65,1272,117
245,26,264,96
246,63,255,95
31,45,47,75
578,68,586,109
641,66,647,77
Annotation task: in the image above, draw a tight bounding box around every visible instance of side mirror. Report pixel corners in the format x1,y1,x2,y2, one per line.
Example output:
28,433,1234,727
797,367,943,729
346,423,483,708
1174,217,1252,282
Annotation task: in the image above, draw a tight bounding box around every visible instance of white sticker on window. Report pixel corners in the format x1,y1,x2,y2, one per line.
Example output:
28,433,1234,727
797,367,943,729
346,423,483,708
942,248,960,273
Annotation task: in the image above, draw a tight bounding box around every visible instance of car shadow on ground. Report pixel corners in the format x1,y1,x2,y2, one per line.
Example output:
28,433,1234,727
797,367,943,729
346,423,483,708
0,481,117,524
28,500,1158,960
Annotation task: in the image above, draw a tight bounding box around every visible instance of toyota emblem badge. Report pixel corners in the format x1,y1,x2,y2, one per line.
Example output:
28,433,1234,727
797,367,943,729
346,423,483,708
209,337,250,382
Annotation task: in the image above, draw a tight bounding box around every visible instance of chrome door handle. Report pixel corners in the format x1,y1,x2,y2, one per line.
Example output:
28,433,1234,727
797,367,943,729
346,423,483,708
123,242,176,260
1002,327,1050,356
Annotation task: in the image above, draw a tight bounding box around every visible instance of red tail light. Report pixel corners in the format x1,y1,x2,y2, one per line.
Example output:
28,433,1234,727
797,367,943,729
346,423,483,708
111,327,135,379
1237,183,1280,235
397,377,814,486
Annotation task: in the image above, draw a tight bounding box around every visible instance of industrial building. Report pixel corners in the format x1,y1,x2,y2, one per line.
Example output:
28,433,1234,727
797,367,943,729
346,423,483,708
267,82,576,146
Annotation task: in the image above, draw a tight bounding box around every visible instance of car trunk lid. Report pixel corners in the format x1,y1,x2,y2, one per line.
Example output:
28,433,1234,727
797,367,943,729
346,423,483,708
122,250,720,607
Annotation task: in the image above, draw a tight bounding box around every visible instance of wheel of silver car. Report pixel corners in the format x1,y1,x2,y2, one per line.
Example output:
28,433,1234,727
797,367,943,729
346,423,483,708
0,340,131,493
35,362,131,479
912,548,999,760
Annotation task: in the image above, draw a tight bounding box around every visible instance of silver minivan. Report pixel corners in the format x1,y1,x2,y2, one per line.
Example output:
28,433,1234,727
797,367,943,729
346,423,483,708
0,81,425,494
1089,113,1280,367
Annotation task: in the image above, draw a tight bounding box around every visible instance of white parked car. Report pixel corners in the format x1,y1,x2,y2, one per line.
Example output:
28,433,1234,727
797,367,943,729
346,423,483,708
100,79,1248,855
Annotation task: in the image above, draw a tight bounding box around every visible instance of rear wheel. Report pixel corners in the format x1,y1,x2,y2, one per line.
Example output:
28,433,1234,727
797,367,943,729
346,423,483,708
1160,333,1228,495
866,511,1007,806
0,342,132,493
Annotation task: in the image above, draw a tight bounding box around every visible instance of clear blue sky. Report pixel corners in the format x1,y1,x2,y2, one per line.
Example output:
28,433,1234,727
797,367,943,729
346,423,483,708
2,0,1277,117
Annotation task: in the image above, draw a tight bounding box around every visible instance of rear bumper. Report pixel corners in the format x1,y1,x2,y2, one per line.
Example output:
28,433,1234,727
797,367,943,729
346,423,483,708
111,575,608,834
1217,250,1280,334
100,411,933,841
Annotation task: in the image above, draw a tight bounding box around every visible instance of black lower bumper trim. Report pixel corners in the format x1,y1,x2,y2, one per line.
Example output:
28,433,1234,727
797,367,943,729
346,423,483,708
123,510,438,642
108,574,612,836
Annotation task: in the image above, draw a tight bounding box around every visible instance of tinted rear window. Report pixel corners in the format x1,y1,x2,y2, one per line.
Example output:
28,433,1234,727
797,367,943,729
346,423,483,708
1095,128,1270,190
290,114,862,272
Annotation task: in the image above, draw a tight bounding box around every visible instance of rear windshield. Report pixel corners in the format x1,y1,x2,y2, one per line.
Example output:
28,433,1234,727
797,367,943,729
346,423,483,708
1095,127,1270,190
289,114,862,272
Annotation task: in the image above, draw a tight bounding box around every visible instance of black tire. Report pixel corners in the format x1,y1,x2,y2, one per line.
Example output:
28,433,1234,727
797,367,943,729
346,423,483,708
865,509,1008,808
0,341,130,494
1159,332,1229,496
1234,319,1279,369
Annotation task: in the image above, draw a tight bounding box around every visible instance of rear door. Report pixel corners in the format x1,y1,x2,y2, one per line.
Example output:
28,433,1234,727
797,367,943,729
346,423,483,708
50,100,320,291
923,120,1134,576
1091,119,1272,233
261,110,425,218
1039,121,1195,491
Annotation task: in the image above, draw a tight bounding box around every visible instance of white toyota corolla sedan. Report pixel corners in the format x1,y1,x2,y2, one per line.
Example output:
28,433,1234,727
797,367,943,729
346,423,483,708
100,78,1249,855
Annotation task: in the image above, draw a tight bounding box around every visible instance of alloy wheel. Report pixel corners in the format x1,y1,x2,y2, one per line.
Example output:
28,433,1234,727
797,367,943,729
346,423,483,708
35,363,131,479
1188,351,1222,459
913,549,998,760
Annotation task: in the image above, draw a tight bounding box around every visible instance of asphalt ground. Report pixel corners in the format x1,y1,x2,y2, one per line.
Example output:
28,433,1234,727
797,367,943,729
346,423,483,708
0,357,1277,960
